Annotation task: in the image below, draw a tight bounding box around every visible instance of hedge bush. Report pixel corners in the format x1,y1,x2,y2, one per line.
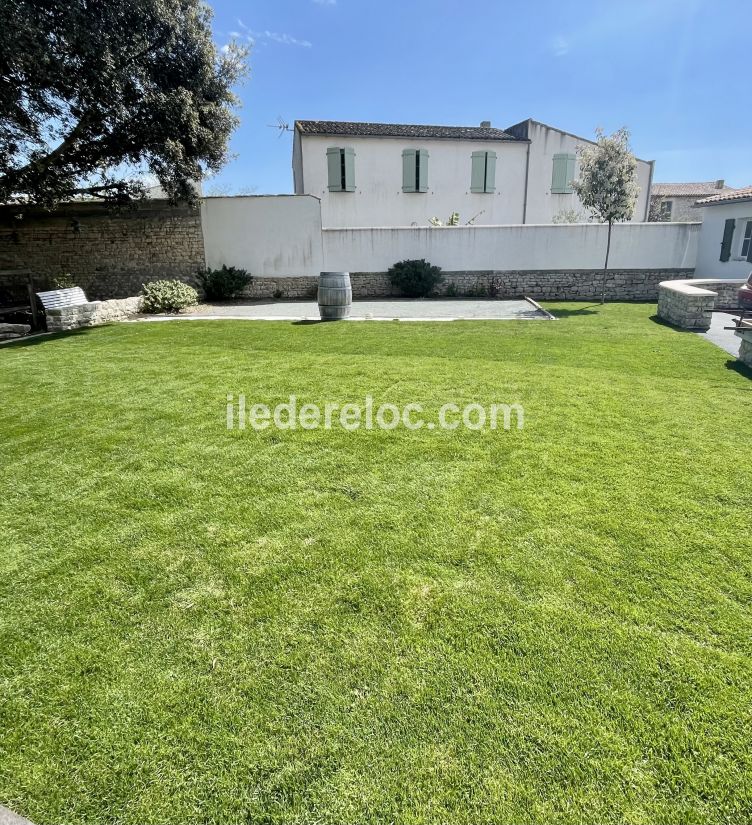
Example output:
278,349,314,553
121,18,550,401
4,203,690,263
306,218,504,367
388,259,444,298
141,280,198,313
200,265,252,301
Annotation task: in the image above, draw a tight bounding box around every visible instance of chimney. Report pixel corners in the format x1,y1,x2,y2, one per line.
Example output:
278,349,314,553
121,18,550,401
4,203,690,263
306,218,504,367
716,179,725,189
480,120,491,128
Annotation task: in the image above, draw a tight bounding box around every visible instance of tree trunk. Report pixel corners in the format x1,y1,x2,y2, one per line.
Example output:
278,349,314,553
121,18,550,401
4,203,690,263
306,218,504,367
602,220,613,304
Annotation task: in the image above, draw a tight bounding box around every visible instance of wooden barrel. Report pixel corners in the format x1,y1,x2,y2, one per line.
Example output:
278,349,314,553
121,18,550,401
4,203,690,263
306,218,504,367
318,272,352,321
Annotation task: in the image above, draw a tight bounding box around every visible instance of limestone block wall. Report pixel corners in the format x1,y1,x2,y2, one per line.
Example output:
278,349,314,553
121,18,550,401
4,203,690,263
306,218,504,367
45,296,143,332
0,202,205,299
657,278,747,330
738,330,752,368
247,269,694,302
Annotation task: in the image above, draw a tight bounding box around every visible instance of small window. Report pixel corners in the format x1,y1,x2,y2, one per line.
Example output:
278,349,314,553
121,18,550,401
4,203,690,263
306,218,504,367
326,147,355,192
659,200,673,219
551,153,576,194
402,149,429,193
470,151,496,193
741,220,752,259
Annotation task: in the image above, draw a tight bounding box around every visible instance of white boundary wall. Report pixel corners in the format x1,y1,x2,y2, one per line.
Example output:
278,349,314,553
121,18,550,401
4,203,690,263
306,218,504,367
200,195,699,277
201,195,324,276
323,222,699,273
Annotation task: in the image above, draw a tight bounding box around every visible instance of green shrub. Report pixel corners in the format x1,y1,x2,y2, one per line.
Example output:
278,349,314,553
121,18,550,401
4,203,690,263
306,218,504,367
51,273,76,289
200,265,252,301
141,280,198,313
388,259,443,298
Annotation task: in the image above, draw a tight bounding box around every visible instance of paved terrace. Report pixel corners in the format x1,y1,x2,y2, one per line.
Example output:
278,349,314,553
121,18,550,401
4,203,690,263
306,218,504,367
142,298,554,322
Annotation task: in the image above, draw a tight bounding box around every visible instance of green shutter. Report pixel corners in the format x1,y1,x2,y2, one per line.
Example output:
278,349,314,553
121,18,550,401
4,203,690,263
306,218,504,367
746,222,752,263
343,147,355,191
552,153,575,194
565,154,576,192
402,149,416,193
720,218,735,262
417,149,429,192
485,151,496,193
470,151,486,193
327,147,342,191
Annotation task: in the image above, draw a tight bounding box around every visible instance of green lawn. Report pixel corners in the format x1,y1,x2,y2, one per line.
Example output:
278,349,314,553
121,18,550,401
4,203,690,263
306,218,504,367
1,304,751,824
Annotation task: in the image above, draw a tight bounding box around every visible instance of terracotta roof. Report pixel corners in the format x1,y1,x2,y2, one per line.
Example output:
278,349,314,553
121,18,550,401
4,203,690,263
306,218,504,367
651,181,733,197
696,185,752,206
295,120,520,141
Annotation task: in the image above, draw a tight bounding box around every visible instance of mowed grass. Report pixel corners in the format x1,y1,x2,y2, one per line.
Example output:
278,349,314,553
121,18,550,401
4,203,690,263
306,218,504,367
1,304,751,825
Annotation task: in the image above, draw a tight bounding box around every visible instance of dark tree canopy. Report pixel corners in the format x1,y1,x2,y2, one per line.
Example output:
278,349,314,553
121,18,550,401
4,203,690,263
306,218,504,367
0,0,247,205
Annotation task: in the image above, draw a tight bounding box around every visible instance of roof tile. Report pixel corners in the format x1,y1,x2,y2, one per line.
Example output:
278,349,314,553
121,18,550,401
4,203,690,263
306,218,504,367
696,185,752,206
295,120,520,142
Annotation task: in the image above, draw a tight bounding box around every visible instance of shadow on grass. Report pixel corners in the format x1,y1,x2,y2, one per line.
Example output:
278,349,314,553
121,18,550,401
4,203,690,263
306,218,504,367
725,359,752,381
648,314,701,333
548,304,601,318
291,319,330,326
0,327,98,349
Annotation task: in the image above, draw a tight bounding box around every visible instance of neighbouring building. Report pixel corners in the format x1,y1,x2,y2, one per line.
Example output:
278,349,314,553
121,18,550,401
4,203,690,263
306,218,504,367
650,180,734,222
292,119,654,228
694,185,752,278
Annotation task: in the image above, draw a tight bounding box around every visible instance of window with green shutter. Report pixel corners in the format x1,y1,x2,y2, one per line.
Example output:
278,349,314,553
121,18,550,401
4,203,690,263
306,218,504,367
326,147,355,192
720,218,735,262
551,153,576,194
470,151,496,193
402,149,429,193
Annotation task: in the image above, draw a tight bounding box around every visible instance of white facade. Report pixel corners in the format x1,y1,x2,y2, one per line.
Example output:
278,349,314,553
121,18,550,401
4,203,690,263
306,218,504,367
293,119,654,228
695,198,752,279
505,120,653,224
294,132,528,228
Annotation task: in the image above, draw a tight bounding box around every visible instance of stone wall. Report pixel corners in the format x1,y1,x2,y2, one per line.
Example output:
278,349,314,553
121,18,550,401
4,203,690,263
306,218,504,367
0,201,205,300
246,269,694,302
739,331,752,368
657,283,715,330
657,278,747,330
45,296,143,332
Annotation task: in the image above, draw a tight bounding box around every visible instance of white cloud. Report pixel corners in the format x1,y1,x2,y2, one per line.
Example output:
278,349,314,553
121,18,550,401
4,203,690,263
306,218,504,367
551,36,569,57
232,19,312,48
249,29,312,48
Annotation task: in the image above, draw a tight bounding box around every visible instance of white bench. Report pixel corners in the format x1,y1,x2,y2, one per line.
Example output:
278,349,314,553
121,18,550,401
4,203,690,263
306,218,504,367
36,287,89,311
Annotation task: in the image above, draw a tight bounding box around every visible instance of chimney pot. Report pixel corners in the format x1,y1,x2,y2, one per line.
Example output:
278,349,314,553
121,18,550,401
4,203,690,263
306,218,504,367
480,120,491,128
716,179,725,189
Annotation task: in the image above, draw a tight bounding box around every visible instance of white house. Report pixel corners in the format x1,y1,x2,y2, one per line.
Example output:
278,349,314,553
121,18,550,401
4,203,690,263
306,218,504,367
650,180,732,222
694,186,752,278
292,118,654,228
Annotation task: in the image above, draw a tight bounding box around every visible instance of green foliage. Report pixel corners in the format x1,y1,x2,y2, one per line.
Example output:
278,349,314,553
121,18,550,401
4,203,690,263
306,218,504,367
388,259,444,298
199,266,252,301
552,209,589,224
572,127,639,227
444,282,459,297
141,279,198,313
50,273,76,289
649,197,671,222
572,127,639,300
0,0,248,206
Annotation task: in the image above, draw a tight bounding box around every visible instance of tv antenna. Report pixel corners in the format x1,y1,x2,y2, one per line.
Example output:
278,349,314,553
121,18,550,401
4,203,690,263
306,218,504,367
268,117,292,137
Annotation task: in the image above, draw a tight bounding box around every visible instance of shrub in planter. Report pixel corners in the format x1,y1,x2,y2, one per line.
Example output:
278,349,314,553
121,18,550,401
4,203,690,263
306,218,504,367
388,259,443,298
141,280,198,313
199,265,252,301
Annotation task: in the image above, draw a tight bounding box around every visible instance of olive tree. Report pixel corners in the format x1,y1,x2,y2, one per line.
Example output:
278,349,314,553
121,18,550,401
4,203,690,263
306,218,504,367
0,0,247,206
572,128,639,303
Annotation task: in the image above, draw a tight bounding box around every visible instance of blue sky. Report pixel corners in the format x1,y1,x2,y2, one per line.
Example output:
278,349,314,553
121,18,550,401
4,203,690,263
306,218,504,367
206,0,750,194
